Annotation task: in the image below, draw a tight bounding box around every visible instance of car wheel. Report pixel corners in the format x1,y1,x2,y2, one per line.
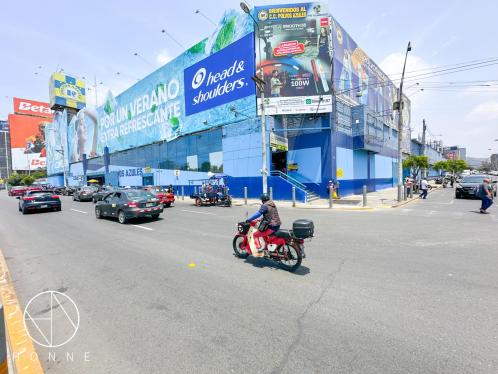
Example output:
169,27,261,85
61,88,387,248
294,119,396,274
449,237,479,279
455,194,461,199
18,204,21,212
118,210,127,224
95,207,102,219
22,207,28,215
195,198,202,207
165,203,171,208
151,214,160,220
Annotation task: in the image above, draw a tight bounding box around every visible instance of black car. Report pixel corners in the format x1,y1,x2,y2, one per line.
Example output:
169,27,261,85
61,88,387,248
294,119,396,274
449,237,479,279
73,186,99,202
18,190,61,214
95,189,163,224
92,186,119,203
455,175,497,199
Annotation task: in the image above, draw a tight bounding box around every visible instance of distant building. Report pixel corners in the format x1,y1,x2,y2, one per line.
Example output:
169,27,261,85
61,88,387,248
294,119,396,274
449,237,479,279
411,138,444,176
466,156,488,169
443,146,466,161
0,120,11,180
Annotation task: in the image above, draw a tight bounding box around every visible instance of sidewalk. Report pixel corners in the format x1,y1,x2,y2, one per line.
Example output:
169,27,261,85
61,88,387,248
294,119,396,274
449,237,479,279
231,185,442,210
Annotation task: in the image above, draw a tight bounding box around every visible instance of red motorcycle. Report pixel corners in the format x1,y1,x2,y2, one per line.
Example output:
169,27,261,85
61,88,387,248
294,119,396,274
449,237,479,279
232,219,314,272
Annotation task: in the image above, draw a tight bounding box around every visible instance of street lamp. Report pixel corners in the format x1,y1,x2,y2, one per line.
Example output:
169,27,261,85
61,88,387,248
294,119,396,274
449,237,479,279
240,0,268,194
396,41,412,202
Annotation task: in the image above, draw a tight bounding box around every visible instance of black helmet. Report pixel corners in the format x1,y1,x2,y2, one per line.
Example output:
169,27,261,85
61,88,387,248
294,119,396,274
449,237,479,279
261,193,270,202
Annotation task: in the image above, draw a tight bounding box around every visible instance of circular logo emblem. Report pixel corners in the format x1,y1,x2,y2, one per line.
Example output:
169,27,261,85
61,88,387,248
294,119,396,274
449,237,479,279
60,83,81,100
258,10,268,21
23,291,80,348
191,68,207,89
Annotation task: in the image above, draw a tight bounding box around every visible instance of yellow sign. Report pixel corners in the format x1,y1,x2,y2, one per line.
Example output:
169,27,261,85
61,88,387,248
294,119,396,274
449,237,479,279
336,168,344,178
49,72,86,110
144,166,152,173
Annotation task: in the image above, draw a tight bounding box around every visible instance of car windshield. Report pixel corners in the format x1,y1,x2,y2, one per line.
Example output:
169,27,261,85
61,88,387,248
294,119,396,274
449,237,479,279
462,176,487,183
125,190,155,200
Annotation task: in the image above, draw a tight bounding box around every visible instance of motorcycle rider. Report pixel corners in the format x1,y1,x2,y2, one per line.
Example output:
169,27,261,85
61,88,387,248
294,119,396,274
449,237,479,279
247,193,282,250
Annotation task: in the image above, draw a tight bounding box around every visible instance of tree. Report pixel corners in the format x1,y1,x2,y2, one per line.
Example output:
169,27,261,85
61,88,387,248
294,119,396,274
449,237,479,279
20,175,36,186
402,155,429,179
7,173,23,186
432,160,448,175
446,159,468,175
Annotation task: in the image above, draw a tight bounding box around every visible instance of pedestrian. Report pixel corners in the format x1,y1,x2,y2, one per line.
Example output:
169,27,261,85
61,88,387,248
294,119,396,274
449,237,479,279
326,180,333,196
405,176,412,196
419,177,429,199
478,178,494,214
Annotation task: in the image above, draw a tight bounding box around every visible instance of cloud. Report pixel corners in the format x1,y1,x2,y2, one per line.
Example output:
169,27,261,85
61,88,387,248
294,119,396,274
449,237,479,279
156,50,172,66
465,101,498,121
379,52,433,79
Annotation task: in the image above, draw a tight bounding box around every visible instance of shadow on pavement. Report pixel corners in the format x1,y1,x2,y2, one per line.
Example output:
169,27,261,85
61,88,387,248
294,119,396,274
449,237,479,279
241,255,311,276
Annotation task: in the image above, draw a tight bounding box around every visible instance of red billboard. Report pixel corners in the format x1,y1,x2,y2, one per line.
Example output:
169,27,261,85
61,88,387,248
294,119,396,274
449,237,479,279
13,97,52,118
8,114,51,170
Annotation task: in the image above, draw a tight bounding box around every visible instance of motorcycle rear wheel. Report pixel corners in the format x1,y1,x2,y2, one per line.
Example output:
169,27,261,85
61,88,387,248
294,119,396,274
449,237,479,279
278,242,302,272
233,235,249,258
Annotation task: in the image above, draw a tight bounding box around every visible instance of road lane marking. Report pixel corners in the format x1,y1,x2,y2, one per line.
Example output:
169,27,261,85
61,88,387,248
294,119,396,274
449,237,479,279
70,209,88,214
132,225,153,231
181,209,216,216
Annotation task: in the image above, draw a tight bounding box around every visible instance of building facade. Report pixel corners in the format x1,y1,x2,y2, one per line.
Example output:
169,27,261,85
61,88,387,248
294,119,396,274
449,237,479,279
0,120,11,180
46,3,411,201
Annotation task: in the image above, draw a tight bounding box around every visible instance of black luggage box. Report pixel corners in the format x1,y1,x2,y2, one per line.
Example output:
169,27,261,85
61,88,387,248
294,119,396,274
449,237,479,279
292,219,314,238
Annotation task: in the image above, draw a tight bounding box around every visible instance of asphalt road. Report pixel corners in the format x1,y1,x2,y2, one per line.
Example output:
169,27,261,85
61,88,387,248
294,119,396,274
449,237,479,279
0,188,497,374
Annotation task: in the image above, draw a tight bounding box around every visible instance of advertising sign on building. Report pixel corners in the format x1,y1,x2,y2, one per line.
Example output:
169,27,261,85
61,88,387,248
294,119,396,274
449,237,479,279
0,120,8,131
253,2,333,115
8,114,51,170
184,33,255,116
13,97,52,118
49,72,86,110
331,16,397,127
91,11,254,156
45,110,68,175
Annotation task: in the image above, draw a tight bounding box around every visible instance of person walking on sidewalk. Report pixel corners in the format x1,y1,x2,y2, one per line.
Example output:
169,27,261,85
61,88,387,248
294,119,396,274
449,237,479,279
478,178,494,214
405,176,412,196
419,177,429,199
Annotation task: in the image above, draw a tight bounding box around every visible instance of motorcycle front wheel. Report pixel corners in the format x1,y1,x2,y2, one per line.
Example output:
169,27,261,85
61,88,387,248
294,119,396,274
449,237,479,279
232,235,249,258
278,242,302,272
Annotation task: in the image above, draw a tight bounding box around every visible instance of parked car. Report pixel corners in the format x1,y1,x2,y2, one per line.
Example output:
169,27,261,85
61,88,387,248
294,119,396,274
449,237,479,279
455,175,497,199
18,190,61,214
93,186,119,203
143,186,175,207
95,189,163,224
73,186,99,202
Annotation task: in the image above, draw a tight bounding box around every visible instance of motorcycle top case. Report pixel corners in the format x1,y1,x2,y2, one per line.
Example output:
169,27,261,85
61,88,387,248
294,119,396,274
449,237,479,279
292,219,314,239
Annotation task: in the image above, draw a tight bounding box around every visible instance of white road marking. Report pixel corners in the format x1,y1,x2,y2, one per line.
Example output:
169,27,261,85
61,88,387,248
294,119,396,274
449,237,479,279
426,210,436,216
181,209,216,216
70,209,88,214
132,225,153,231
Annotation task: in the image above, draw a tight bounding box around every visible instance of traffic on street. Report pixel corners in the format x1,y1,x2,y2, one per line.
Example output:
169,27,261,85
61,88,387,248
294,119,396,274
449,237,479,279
1,1,497,373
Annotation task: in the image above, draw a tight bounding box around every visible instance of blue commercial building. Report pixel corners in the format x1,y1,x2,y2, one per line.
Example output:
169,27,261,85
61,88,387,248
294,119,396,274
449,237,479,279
46,3,410,202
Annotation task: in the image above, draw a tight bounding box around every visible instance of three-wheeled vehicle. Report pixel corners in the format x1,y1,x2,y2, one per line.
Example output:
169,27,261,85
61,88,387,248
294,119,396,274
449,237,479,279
189,175,232,207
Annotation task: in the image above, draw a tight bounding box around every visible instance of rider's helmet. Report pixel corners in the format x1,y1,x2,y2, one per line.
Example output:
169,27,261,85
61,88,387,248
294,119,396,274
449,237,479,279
260,193,270,203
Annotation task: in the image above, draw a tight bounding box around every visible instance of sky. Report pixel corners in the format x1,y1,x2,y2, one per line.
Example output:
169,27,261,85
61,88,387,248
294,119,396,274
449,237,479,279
0,0,497,157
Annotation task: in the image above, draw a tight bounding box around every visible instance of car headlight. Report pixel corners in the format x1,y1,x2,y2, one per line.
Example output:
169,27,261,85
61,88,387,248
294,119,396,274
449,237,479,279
456,184,462,189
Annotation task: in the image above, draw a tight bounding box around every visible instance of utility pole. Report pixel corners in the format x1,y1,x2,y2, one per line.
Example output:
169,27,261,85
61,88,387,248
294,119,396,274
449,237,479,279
421,119,427,179
240,1,267,194
396,42,412,202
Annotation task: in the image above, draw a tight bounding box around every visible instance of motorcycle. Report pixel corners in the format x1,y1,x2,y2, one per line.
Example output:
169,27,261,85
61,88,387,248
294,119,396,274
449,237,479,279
232,219,314,272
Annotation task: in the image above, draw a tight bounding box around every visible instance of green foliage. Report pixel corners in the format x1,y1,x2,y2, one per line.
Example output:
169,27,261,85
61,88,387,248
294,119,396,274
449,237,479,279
20,175,36,186
7,173,23,186
432,160,448,172
446,159,468,174
402,155,429,177
31,170,47,179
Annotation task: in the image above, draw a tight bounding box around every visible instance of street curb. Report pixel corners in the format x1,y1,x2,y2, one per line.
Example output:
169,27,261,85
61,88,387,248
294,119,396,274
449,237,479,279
0,249,44,374
391,186,442,208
